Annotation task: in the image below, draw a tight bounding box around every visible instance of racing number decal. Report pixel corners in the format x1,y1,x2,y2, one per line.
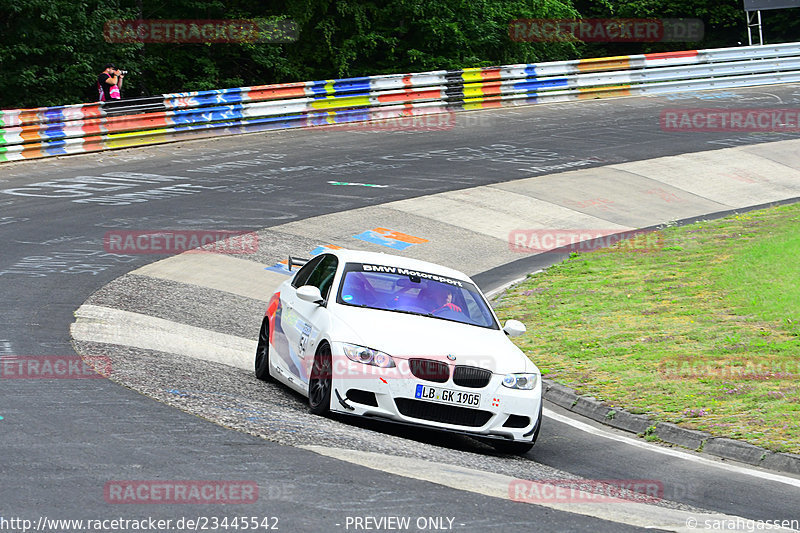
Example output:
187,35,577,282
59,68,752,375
298,323,312,356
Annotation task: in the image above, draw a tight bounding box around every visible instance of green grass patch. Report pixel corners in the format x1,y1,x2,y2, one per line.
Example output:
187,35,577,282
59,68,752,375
495,203,800,453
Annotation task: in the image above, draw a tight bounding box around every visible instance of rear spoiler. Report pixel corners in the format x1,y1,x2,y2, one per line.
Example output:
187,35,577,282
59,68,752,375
288,256,310,271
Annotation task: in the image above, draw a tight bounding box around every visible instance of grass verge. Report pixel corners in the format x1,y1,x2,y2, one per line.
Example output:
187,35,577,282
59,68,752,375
495,203,800,453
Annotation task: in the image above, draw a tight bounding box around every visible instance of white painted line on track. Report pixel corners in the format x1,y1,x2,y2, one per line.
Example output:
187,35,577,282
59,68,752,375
131,253,282,302
544,408,800,489
300,446,799,532
71,304,255,371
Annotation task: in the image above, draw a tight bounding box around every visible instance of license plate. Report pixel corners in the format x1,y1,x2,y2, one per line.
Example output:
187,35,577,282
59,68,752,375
415,384,480,407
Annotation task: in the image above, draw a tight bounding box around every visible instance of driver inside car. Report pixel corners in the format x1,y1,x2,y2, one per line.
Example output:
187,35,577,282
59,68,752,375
429,286,462,314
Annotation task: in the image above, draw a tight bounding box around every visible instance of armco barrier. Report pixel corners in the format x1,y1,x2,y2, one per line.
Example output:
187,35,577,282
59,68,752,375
2,42,800,162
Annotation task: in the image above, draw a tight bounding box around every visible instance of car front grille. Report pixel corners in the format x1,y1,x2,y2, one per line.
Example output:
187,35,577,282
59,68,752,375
409,358,449,383
452,365,492,388
394,398,492,427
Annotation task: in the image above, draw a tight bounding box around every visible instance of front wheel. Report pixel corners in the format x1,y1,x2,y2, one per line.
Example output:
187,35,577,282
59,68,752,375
308,343,332,415
254,318,273,381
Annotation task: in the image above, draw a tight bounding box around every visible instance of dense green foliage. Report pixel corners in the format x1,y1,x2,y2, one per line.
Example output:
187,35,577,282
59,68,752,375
1,0,797,109
571,0,799,57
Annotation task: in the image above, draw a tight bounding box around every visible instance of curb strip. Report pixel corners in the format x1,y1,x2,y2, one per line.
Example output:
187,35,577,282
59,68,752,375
542,380,800,475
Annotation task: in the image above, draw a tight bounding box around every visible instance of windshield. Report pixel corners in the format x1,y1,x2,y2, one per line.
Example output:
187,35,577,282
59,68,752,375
335,262,499,329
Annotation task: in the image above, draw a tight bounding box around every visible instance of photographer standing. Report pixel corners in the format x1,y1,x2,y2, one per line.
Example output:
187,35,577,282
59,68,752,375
97,63,124,101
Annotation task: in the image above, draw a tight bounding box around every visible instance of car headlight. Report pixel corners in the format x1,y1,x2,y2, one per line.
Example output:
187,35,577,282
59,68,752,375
342,343,396,368
502,373,538,390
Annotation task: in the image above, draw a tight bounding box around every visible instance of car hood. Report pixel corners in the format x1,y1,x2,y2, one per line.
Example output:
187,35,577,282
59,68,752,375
330,305,537,374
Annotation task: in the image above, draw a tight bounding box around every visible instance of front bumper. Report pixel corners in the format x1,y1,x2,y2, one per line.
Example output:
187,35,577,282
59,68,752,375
327,351,542,442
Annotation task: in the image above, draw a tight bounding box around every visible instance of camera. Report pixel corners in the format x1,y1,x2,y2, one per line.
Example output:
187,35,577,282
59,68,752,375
118,70,128,75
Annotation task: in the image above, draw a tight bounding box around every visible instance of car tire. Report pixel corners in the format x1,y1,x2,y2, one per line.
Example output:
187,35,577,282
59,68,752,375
308,343,332,415
254,318,273,381
490,403,542,455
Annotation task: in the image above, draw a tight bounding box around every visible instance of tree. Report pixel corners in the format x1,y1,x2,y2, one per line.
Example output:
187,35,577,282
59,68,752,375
2,0,798,109
0,0,140,108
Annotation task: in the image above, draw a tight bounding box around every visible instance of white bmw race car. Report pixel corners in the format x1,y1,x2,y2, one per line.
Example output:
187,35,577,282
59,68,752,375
254,249,542,453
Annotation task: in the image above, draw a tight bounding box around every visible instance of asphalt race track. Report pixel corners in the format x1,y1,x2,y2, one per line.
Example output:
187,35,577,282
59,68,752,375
3,85,800,532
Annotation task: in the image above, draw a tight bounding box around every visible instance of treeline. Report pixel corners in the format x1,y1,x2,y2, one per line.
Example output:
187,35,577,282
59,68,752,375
1,0,797,109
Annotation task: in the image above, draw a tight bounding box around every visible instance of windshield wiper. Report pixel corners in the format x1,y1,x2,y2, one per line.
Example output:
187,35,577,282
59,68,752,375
386,308,429,318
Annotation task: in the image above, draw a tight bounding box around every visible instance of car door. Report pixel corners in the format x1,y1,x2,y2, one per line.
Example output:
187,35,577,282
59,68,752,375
278,254,338,384
275,254,325,384
291,254,338,381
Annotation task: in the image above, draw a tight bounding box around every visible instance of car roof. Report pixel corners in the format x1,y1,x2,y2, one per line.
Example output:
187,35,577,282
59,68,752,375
325,248,472,283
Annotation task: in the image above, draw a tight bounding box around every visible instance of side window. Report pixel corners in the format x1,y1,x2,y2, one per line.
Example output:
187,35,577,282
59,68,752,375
462,289,494,328
291,255,324,289
462,290,481,320
305,254,339,299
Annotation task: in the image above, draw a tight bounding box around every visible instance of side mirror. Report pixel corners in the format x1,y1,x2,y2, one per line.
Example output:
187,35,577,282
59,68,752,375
503,319,526,337
297,285,325,305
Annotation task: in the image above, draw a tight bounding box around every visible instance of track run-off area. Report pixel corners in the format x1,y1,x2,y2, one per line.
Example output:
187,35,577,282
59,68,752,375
3,85,800,532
